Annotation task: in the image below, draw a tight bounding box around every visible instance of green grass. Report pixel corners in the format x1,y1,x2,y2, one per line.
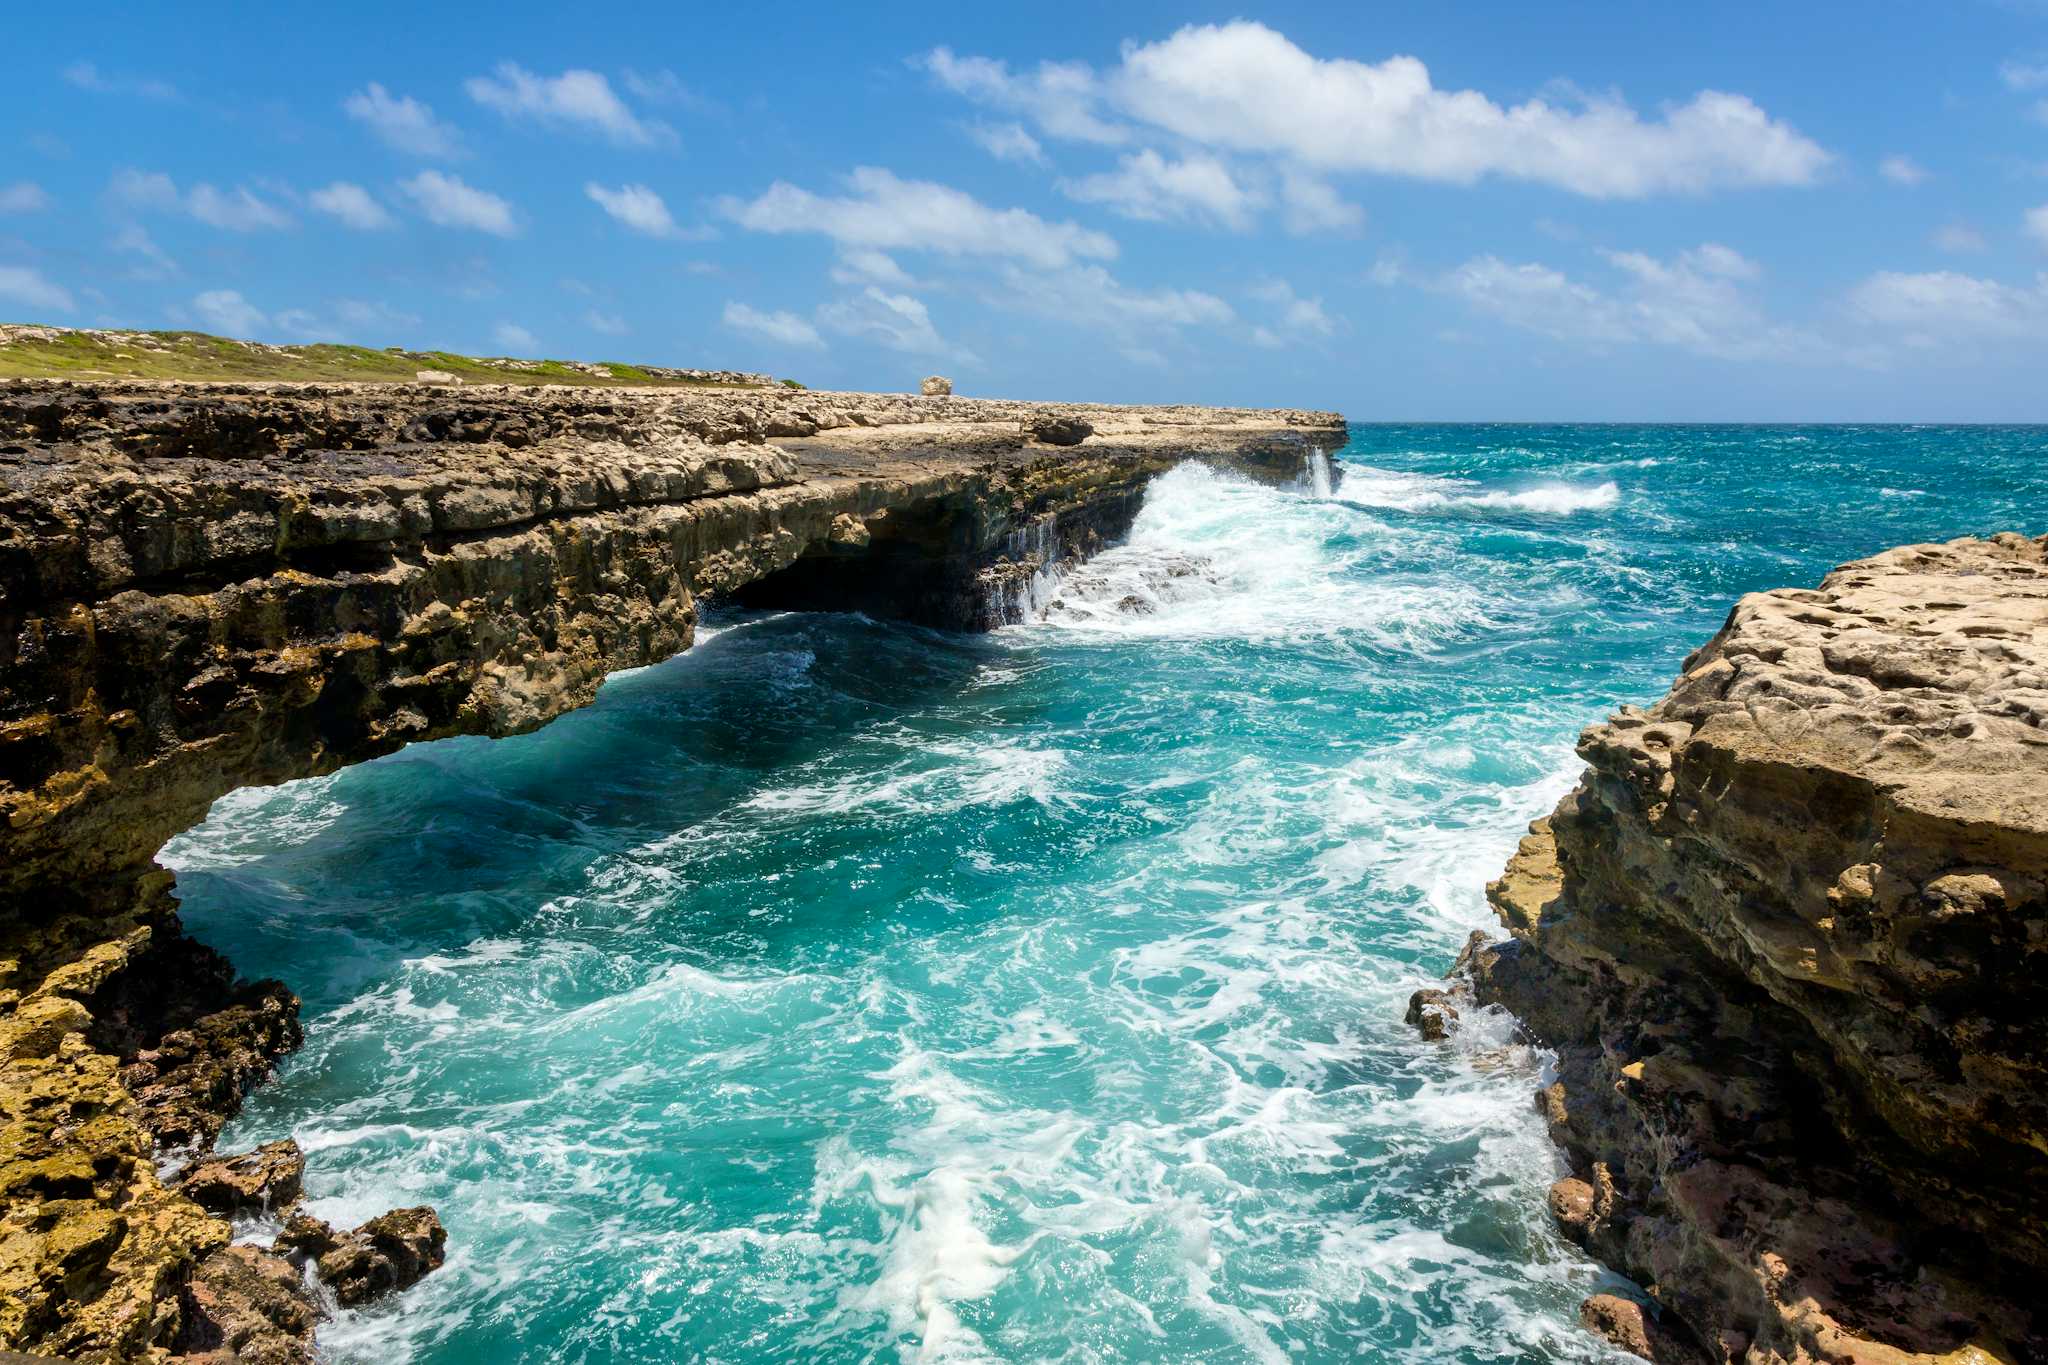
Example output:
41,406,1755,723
0,325,779,388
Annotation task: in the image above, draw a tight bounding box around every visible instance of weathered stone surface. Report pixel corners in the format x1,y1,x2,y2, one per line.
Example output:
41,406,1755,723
919,375,952,396
0,377,1342,1360
176,1141,304,1216
1470,534,2048,1363
1403,987,1458,1040
276,1207,445,1308
174,1245,316,1365
1030,414,1093,447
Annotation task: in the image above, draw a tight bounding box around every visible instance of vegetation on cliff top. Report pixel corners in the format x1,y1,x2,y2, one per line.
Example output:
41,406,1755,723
0,323,780,388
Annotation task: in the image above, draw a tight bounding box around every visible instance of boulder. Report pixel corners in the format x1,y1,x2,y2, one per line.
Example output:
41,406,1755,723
178,1140,305,1215
1030,415,1093,447
919,375,952,396
415,369,461,385
287,1207,447,1307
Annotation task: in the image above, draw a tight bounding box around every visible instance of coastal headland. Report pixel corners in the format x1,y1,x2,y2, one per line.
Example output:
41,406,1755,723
0,376,1341,1361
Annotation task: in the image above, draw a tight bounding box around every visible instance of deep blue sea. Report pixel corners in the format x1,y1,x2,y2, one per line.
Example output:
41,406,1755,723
167,425,2044,1364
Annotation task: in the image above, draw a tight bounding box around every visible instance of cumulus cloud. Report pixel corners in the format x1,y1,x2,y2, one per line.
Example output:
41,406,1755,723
193,289,267,335
466,64,670,146
1278,173,1363,234
928,22,1829,199
584,309,629,335
583,182,709,240
719,166,1116,269
924,49,1130,144
0,182,50,214
1061,149,1262,230
343,83,463,157
722,302,824,348
1248,278,1339,347
1848,269,2048,345
63,61,176,100
831,250,917,288
0,265,74,313
966,122,1047,165
399,171,517,235
110,170,292,231
1878,154,1928,186
1392,242,1833,363
2029,204,2048,250
818,286,957,356
309,181,394,230
985,263,1233,353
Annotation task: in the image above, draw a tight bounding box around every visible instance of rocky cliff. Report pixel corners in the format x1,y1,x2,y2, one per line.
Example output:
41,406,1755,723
1467,534,2047,1364
0,378,1342,1361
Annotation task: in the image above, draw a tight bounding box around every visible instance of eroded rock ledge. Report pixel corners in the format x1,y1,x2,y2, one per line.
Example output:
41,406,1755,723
0,379,1342,1360
1465,534,2048,1364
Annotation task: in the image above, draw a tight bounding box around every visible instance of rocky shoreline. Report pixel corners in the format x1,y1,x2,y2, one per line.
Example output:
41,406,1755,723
1440,534,2047,1363
0,378,1341,1361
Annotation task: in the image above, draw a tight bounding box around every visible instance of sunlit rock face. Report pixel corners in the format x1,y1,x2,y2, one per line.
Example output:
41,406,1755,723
1473,533,2048,1364
0,376,1339,1361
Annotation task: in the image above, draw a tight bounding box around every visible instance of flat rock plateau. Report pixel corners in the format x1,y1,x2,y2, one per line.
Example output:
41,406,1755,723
1464,534,2048,1364
0,378,1340,1362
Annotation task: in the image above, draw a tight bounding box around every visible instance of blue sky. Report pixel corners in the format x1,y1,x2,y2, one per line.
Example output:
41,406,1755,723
6,2,2048,419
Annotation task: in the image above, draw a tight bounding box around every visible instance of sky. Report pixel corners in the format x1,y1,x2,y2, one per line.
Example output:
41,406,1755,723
5,2,2048,420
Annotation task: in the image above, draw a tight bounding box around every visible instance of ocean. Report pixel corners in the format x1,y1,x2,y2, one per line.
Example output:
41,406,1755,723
165,424,2044,1364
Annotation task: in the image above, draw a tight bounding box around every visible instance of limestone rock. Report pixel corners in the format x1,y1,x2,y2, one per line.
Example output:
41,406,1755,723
1030,415,1093,447
175,1245,317,1365
414,369,461,385
177,1140,304,1216
1473,533,2048,1363
1403,988,1458,1040
289,1207,447,1307
1578,1294,1698,1363
920,374,952,396
0,377,1340,1359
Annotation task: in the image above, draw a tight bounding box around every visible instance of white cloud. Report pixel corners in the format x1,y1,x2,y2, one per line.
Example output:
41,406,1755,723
111,225,178,279
818,287,955,356
1878,154,1928,186
1061,149,1262,230
584,309,629,335
987,264,1233,351
2001,59,2048,91
63,61,176,100
584,182,696,239
831,250,916,288
193,289,267,335
1847,269,2048,344
309,181,394,230
2029,204,2048,249
966,122,1046,165
0,266,74,313
1932,222,1987,253
493,322,539,352
0,182,49,214
1412,242,1826,362
466,64,669,146
723,301,825,348
720,166,1117,269
343,83,463,158
1279,172,1363,234
109,170,292,231
399,171,517,236
930,22,1829,198
187,184,293,231
1248,278,1338,347
924,49,1130,144
622,69,714,111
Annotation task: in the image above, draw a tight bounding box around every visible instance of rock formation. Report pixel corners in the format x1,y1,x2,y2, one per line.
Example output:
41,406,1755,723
920,375,952,396
1466,534,2048,1363
0,376,1341,1360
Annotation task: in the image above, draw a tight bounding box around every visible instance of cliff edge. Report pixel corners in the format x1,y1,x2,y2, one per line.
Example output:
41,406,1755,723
1470,533,2048,1363
0,378,1341,1361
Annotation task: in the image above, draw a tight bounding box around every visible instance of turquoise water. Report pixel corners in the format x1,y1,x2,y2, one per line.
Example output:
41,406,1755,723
168,425,2043,1364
